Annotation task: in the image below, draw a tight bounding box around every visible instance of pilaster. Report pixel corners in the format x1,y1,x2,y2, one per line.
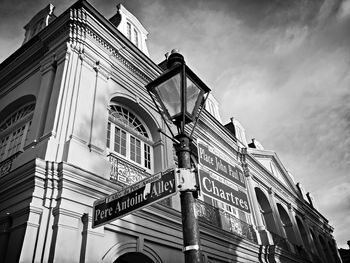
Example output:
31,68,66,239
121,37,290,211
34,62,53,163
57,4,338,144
240,153,271,245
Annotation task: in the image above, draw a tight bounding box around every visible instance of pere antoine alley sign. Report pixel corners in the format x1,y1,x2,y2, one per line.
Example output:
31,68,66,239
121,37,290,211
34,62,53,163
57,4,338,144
92,169,177,228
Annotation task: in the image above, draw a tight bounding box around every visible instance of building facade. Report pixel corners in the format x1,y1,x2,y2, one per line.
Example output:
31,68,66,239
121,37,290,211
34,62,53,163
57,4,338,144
0,1,342,263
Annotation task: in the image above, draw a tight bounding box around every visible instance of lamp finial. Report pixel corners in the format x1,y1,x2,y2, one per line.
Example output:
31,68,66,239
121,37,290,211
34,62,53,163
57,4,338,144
167,49,184,69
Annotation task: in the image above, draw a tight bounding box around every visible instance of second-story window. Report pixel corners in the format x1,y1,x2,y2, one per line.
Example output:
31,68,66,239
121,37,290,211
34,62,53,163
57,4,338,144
127,22,132,40
126,21,140,48
0,102,35,162
106,104,152,172
133,28,139,47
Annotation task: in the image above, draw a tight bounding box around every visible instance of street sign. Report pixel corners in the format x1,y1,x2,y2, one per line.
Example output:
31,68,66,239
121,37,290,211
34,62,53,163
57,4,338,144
92,169,177,228
197,139,246,188
198,169,251,213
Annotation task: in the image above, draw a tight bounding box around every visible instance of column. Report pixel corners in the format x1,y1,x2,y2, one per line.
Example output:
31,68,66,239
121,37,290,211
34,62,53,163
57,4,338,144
243,167,272,245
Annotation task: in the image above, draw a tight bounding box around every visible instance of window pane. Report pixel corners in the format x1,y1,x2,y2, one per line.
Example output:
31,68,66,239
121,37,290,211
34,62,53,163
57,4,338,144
8,126,25,156
127,22,131,40
130,136,141,164
24,121,32,146
0,102,35,131
109,105,149,138
114,127,126,157
106,122,111,148
134,28,138,46
130,136,136,162
0,136,10,161
114,127,120,153
136,139,141,164
121,131,126,156
144,144,151,169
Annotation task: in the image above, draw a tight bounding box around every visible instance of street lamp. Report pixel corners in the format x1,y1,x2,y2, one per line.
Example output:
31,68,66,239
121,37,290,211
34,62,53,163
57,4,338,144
146,50,210,263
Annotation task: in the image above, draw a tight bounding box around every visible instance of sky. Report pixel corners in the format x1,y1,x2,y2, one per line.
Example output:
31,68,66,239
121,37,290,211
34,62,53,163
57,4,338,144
0,0,349,249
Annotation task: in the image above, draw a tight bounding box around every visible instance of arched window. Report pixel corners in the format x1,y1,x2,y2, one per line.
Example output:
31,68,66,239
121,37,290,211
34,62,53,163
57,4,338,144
319,235,331,260
0,102,35,162
106,104,153,173
295,216,311,250
277,203,297,244
255,188,278,234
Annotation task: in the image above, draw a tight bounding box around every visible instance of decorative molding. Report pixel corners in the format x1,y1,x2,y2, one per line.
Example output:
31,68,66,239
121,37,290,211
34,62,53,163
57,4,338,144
84,26,153,83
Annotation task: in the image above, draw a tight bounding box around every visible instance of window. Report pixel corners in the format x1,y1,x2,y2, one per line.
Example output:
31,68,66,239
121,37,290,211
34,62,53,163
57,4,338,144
133,28,139,47
127,22,132,40
126,21,140,47
0,102,35,162
106,104,152,172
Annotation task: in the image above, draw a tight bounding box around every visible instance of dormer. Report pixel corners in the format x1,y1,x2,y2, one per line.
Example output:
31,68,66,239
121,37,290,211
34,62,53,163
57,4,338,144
110,4,149,56
22,4,56,45
205,94,222,123
248,138,264,150
224,117,248,147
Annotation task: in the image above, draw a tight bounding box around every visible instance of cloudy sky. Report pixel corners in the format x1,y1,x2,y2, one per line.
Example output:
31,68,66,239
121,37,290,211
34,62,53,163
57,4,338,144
1,0,349,248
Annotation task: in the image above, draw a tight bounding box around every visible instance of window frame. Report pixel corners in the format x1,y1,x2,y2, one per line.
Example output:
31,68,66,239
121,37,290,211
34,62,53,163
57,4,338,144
106,104,153,174
0,102,35,162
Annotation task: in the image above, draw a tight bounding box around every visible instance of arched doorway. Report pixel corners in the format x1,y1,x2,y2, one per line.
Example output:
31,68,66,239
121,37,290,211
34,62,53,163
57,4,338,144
115,252,154,263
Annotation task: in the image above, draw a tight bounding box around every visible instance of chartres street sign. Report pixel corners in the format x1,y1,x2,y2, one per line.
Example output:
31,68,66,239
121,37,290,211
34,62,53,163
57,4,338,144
92,169,177,228
198,169,251,213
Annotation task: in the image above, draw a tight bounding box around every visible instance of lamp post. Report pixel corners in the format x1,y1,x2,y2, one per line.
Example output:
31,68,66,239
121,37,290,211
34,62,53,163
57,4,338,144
146,50,210,263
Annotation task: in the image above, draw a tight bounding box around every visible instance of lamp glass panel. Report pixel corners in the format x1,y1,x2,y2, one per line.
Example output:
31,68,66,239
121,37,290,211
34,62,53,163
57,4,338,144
154,73,182,118
186,76,202,116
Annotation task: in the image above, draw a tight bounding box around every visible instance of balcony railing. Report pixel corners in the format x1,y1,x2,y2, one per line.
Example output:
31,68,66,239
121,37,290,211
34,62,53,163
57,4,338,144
270,231,289,251
293,244,308,259
196,199,222,228
0,150,23,177
196,199,257,243
270,232,310,260
108,153,151,186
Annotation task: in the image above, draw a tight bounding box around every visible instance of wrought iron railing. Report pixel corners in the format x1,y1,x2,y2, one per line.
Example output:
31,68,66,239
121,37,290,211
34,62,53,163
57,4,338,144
270,234,310,260
108,154,173,207
196,199,257,243
270,231,289,251
293,244,308,259
310,252,321,262
196,199,222,228
108,153,151,186
0,150,23,177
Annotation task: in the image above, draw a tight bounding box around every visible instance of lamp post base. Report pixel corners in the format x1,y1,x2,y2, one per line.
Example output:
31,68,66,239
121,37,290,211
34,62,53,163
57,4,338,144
181,191,201,263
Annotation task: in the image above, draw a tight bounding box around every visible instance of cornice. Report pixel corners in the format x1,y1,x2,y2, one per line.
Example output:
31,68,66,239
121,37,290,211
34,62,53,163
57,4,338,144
245,152,298,197
0,45,47,97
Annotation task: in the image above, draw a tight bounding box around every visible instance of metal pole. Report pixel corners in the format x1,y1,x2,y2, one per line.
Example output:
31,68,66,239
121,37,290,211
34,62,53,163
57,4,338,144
176,134,201,263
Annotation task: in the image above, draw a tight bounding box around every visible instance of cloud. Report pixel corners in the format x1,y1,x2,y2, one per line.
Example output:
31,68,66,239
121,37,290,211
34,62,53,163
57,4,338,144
338,0,350,19
317,181,350,248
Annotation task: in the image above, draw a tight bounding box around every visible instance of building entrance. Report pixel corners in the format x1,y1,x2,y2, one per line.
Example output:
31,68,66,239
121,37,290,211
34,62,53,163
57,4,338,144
115,252,154,263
